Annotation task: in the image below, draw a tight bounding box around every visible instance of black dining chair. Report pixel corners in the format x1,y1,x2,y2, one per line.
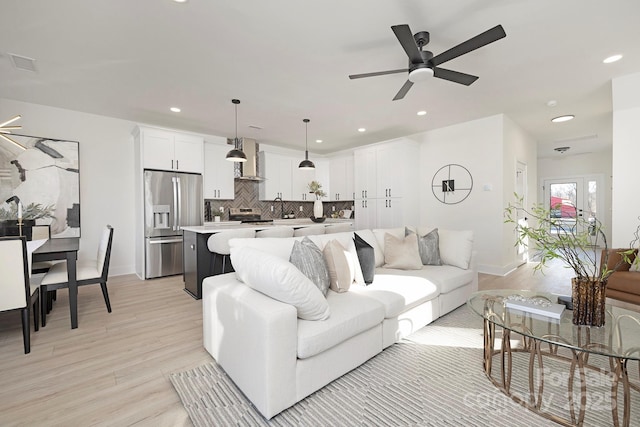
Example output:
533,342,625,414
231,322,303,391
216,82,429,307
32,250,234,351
0,236,40,354
40,225,114,327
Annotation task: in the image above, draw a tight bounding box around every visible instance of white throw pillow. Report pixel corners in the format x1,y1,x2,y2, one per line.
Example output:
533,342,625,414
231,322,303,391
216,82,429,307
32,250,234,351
438,229,474,269
383,232,423,270
630,251,640,272
323,239,363,292
230,246,330,320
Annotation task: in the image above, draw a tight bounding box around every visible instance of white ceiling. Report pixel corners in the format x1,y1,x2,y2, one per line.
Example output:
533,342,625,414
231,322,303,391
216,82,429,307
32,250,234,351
1,0,639,158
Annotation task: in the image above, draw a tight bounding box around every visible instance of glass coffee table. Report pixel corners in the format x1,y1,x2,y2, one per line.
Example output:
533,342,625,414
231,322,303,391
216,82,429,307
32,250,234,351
468,290,640,427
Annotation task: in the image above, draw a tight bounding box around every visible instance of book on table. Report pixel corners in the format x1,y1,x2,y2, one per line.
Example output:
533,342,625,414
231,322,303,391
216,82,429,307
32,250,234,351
505,299,565,319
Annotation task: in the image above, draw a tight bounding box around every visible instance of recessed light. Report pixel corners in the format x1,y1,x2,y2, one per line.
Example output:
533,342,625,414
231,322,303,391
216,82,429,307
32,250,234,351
173,0,188,3
551,115,575,123
170,107,181,113
603,54,623,64
417,110,427,116
315,139,323,144
546,100,557,108
358,128,366,132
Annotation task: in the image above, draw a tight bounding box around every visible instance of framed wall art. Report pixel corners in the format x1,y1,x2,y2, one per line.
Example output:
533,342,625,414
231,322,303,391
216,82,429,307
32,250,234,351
0,133,80,238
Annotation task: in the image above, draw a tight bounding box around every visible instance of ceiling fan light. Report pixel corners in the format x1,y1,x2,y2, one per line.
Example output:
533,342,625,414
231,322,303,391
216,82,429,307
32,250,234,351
226,148,247,162
408,67,434,82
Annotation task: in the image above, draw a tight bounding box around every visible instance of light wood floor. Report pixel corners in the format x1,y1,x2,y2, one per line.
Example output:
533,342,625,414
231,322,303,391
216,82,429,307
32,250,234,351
0,261,599,426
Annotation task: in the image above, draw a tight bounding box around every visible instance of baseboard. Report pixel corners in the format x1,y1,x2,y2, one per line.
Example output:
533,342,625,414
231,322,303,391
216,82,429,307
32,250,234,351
478,261,523,276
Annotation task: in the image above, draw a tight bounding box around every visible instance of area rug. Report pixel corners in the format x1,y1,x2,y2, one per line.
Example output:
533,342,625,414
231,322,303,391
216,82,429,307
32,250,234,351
170,306,639,426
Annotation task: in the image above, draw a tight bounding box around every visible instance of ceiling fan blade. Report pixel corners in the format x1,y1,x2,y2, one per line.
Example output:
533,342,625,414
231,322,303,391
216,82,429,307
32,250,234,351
430,25,506,67
349,68,408,80
433,67,479,86
391,24,424,64
393,80,414,101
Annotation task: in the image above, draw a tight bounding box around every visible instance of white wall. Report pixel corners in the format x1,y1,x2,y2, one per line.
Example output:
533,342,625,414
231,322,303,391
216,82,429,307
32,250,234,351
0,98,137,275
612,72,640,247
502,115,538,270
417,115,503,273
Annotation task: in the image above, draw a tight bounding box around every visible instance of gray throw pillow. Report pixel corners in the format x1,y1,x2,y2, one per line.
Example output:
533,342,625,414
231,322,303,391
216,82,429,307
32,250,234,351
354,232,375,284
290,237,330,296
406,227,441,266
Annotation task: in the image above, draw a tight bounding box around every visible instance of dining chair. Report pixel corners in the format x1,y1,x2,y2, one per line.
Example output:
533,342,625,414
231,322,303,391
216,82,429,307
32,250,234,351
0,236,40,354
255,227,294,238
293,225,326,237
40,225,114,327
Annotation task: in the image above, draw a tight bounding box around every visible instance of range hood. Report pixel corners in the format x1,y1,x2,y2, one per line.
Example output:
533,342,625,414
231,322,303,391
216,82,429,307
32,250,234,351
228,137,264,180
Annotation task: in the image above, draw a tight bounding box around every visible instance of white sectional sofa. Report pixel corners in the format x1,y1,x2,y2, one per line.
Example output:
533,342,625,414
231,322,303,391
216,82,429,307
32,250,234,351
202,226,477,419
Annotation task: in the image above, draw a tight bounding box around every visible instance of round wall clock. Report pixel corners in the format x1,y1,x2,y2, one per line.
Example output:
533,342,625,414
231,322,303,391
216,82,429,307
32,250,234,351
431,164,473,204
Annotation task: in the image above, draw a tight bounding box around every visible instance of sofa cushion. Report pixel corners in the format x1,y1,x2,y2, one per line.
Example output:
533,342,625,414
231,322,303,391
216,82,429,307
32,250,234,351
230,246,330,320
229,236,299,261
607,271,640,293
354,232,375,284
354,229,384,268
297,290,384,359
383,232,422,270
323,239,360,292
406,227,441,266
375,265,475,295
290,237,330,296
438,229,474,269
351,273,439,318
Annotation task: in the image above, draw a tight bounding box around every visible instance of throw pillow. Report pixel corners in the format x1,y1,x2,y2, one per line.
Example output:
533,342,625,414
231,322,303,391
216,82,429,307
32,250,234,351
323,239,358,292
354,232,375,284
438,229,474,269
230,246,330,320
383,232,423,270
405,227,441,266
630,251,640,272
290,237,330,295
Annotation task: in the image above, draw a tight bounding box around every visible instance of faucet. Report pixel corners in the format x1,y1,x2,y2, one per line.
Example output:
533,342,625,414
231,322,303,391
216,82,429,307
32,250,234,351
274,196,284,219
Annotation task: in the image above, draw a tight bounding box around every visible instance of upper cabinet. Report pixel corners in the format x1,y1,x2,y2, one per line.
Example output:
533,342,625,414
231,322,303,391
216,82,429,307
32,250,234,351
259,151,293,200
329,154,354,201
137,126,204,173
203,139,235,200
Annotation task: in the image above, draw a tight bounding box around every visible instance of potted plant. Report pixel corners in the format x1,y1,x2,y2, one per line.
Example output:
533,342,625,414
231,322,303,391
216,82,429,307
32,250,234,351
504,194,636,326
212,210,223,223
308,180,327,219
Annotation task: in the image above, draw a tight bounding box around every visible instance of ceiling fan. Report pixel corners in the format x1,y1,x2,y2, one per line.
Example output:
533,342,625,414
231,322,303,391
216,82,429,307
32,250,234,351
349,24,506,101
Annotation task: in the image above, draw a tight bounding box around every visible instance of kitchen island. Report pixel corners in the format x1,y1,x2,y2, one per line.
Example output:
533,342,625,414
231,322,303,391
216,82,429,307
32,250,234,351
181,218,353,298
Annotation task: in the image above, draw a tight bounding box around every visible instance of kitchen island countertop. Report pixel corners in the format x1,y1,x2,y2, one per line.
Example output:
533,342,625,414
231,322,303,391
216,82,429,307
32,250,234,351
182,218,353,234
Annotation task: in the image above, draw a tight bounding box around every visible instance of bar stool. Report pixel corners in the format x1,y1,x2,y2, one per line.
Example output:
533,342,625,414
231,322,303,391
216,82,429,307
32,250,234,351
256,227,294,238
293,225,326,237
207,229,256,275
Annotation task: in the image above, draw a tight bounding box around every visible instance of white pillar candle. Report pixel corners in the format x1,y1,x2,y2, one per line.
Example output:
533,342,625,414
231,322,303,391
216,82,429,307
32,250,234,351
17,202,22,220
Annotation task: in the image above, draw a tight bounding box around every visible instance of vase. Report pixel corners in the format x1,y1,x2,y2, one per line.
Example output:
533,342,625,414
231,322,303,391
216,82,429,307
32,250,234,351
313,199,323,218
571,277,607,326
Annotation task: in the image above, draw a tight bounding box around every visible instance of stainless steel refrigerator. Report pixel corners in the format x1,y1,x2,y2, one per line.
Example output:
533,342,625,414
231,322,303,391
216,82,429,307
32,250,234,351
144,169,203,279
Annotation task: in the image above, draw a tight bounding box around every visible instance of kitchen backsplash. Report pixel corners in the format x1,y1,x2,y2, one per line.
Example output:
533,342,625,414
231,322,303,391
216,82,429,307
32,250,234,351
204,179,354,221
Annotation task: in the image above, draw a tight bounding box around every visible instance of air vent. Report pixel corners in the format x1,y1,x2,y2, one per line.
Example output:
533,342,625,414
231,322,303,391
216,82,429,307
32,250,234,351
8,53,37,72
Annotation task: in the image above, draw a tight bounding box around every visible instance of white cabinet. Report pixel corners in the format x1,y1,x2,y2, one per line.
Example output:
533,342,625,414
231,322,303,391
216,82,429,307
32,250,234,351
203,139,235,200
329,155,354,201
353,139,418,229
259,152,292,200
139,126,203,173
291,166,315,201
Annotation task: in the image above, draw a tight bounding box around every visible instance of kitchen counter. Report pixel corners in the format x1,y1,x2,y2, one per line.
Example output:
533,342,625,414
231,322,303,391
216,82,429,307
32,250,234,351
182,218,353,234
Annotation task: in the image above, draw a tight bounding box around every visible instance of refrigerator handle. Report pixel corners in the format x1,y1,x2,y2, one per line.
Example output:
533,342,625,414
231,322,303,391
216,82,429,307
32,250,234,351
172,177,178,231
176,176,182,230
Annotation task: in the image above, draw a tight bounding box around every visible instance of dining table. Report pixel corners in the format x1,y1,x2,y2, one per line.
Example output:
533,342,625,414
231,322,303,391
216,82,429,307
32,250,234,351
32,237,81,329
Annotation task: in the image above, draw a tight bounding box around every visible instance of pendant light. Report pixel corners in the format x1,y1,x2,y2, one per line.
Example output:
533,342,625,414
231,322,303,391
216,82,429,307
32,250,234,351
298,118,315,170
226,99,247,162
0,115,26,150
